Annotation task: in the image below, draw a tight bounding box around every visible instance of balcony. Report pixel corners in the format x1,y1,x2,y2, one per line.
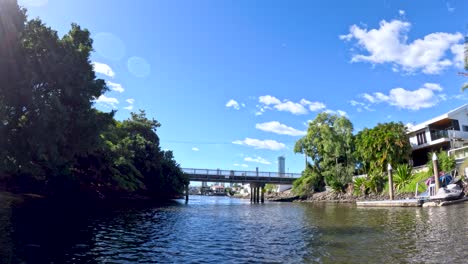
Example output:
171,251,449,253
430,129,448,141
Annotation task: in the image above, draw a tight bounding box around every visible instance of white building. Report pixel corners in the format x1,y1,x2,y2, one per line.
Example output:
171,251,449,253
407,104,468,166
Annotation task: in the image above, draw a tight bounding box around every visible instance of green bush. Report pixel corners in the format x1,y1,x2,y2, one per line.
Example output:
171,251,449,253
426,150,456,176
292,165,324,197
365,171,386,194
353,176,367,196
393,164,412,192
399,171,428,194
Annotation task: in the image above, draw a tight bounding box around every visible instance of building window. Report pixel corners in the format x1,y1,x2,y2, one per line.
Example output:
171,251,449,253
451,119,460,131
416,132,427,145
463,125,468,132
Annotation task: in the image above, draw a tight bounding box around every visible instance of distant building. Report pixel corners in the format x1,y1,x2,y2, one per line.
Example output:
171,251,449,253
407,104,468,167
278,156,285,176
277,156,292,192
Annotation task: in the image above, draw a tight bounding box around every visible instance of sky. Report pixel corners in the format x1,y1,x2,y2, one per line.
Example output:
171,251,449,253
19,0,467,174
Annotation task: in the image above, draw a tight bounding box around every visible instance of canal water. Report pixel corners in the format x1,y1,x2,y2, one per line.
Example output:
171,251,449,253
1,195,468,263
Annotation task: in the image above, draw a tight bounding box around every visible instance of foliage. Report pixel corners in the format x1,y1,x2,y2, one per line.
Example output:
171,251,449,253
292,165,324,197
399,171,428,194
353,177,367,196
364,172,386,194
354,122,411,174
393,164,412,192
426,150,456,176
264,184,277,194
294,112,355,192
460,158,468,177
0,1,188,201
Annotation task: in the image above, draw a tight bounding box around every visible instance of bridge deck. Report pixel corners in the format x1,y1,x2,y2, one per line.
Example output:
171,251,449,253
183,168,300,184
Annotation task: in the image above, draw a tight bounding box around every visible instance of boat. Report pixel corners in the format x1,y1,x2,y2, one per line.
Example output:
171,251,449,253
429,184,464,201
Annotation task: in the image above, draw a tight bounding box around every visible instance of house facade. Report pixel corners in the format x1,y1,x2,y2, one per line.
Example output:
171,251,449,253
407,104,468,167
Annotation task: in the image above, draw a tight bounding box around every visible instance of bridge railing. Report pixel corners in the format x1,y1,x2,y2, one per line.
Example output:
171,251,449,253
182,168,301,178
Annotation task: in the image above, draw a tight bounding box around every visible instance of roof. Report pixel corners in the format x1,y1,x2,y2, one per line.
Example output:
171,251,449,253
407,104,468,134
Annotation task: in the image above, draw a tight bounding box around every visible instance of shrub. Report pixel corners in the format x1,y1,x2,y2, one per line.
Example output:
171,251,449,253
365,171,386,194
353,176,367,196
426,150,456,176
292,165,324,197
393,164,412,192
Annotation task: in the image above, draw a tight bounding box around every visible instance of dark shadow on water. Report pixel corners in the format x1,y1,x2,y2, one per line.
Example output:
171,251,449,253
0,195,183,264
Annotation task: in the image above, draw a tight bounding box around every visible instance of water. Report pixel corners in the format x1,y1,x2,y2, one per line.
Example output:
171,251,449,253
1,195,468,263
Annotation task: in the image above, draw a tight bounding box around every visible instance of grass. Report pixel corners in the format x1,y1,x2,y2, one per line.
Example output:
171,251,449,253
398,171,428,194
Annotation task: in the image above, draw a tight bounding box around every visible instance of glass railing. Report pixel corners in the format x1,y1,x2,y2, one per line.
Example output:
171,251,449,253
430,129,448,141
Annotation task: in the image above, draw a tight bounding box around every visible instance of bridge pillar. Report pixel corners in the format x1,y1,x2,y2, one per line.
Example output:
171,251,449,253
185,184,189,202
250,186,254,202
256,187,260,203
261,186,265,203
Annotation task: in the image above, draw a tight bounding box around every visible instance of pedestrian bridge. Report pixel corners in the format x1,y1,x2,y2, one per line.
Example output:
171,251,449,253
182,168,301,185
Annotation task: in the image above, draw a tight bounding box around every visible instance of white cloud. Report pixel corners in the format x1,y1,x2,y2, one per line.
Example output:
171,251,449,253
123,98,134,111
307,102,327,111
405,122,415,130
226,99,240,110
92,62,115,77
259,95,281,105
398,10,405,16
274,101,308,115
349,100,375,112
256,121,306,136
107,81,124,93
324,109,348,117
244,156,271,165
451,44,464,68
95,95,119,108
192,147,199,152
362,83,444,110
232,138,286,151
257,95,325,115
446,2,455,12
340,19,463,74
234,164,249,168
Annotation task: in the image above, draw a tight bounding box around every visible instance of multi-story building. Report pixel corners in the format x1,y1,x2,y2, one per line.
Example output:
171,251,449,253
407,104,468,167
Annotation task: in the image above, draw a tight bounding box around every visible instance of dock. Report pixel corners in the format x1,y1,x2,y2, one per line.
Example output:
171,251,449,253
357,197,468,207
357,199,423,207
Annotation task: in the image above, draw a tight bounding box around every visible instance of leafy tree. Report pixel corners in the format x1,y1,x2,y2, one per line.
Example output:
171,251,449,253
294,113,355,192
354,122,411,175
0,1,108,193
426,150,456,176
0,1,188,201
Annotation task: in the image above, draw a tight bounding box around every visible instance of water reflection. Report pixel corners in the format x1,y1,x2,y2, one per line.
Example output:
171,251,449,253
1,196,467,263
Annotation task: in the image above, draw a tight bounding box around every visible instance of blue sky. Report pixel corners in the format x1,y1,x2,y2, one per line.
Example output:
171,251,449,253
20,0,467,174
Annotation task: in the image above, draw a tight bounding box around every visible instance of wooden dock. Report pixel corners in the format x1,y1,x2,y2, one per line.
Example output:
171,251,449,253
422,197,468,207
356,199,423,207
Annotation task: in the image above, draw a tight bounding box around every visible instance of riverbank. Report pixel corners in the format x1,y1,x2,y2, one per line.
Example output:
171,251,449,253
262,189,421,204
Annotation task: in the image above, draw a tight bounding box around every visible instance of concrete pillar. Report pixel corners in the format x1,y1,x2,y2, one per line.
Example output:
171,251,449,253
432,153,440,194
256,187,260,203
185,184,189,202
254,187,257,203
261,186,265,203
387,164,394,200
250,185,255,203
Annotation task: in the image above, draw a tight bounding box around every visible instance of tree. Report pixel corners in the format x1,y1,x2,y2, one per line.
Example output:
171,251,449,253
0,1,108,193
0,1,188,201
354,122,411,174
294,112,355,192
